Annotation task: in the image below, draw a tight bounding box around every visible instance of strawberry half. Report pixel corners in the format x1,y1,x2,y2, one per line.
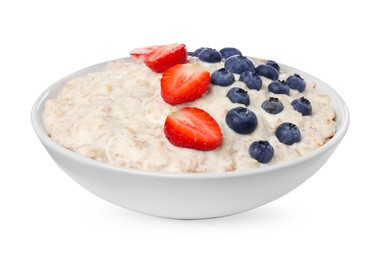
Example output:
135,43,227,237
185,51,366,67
161,63,210,105
164,107,223,151
144,43,187,73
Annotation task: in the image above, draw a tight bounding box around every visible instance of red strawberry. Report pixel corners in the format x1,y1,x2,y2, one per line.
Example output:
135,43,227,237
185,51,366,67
161,63,210,105
130,45,161,59
164,107,223,151
144,43,187,73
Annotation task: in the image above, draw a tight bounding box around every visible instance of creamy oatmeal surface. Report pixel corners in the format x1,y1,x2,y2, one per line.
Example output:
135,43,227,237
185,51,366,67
43,57,337,173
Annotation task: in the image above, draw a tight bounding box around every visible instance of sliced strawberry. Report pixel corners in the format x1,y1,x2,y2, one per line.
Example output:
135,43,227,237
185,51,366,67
164,107,222,151
161,63,210,105
130,45,161,59
144,43,187,73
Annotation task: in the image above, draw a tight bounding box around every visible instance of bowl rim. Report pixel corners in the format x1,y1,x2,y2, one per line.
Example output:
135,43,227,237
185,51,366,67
31,57,350,180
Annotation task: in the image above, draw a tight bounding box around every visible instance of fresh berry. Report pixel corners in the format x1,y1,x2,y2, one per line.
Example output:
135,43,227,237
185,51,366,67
187,51,194,56
226,87,250,106
224,55,255,74
164,107,222,151
291,97,312,116
193,47,206,57
219,47,242,59
161,64,210,105
266,60,280,71
286,74,306,92
255,64,279,80
211,68,235,86
198,48,222,63
225,107,257,134
239,71,262,90
144,43,187,73
249,140,274,163
275,122,301,145
130,45,160,59
268,80,290,95
261,97,284,114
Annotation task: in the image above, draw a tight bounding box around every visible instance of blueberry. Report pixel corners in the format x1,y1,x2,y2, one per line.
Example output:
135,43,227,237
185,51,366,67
219,47,242,59
255,64,279,80
193,47,206,57
198,48,222,63
211,68,235,86
275,122,301,145
268,80,290,95
224,55,255,74
239,71,262,90
249,140,274,163
261,97,284,114
266,60,280,71
286,74,306,92
187,51,194,56
291,97,312,116
225,107,257,134
226,87,250,106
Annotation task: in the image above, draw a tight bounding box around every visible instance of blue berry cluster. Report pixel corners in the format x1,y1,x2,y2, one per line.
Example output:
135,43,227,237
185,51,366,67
189,47,315,163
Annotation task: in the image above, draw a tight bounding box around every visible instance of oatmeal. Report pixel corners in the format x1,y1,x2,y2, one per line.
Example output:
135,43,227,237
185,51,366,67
43,45,336,173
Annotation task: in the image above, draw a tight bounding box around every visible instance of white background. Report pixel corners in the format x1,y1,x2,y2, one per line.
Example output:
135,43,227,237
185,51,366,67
1,0,378,259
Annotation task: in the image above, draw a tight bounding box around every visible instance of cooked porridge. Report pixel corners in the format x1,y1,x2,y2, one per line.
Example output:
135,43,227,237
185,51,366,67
43,44,336,173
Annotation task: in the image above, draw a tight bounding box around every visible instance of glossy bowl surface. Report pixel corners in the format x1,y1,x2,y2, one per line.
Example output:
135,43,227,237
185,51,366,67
31,58,349,219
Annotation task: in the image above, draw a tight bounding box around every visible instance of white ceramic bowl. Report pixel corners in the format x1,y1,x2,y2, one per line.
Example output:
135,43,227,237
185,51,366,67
31,58,349,219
